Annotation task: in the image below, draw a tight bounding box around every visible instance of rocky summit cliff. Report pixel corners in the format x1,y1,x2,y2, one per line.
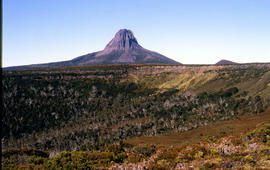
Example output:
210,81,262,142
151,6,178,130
105,29,142,51
5,29,180,70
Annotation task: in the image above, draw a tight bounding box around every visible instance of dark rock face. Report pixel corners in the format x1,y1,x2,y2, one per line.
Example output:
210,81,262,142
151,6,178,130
5,29,180,70
216,60,238,65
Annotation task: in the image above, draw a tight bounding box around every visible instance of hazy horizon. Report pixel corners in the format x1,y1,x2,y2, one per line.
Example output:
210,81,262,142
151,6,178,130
3,0,270,67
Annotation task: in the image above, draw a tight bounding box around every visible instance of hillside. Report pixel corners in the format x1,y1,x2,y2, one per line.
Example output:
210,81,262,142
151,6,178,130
2,63,270,169
126,108,270,146
2,111,270,169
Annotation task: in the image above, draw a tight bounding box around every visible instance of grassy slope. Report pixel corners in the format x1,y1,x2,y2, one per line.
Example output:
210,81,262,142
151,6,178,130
126,108,270,146
125,65,270,97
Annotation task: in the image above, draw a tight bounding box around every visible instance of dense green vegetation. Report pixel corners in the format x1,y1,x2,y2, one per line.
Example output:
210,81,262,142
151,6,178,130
2,64,270,168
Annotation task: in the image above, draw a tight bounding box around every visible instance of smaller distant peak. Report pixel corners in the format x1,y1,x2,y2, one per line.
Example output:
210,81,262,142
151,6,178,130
216,59,238,65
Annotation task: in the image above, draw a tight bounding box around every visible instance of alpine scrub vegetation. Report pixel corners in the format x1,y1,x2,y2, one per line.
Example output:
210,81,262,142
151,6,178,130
2,63,270,169
2,124,270,169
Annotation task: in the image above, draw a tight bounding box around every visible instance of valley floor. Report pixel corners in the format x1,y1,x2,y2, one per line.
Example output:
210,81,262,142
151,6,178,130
126,108,270,146
2,108,270,169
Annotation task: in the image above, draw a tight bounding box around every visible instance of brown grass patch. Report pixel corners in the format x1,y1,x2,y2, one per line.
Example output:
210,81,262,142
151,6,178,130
125,108,270,146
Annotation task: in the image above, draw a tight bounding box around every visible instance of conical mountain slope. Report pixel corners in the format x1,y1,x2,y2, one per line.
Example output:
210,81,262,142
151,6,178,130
71,29,180,65
5,29,180,70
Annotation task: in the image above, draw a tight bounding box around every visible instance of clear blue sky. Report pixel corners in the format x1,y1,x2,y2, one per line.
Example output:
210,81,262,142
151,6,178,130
3,0,270,66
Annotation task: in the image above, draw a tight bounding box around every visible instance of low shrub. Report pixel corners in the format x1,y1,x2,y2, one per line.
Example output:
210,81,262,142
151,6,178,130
133,144,156,157
112,152,127,163
104,144,124,153
244,124,270,145
2,148,49,158
126,154,145,163
202,135,217,143
177,144,219,162
157,149,178,162
258,146,270,156
28,156,47,165
149,163,168,170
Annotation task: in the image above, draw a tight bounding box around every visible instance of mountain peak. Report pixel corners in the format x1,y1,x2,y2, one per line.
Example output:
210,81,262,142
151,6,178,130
216,59,238,65
4,29,180,70
104,29,142,51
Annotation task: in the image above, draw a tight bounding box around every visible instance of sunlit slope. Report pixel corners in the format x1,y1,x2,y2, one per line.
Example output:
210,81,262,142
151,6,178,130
126,64,270,97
